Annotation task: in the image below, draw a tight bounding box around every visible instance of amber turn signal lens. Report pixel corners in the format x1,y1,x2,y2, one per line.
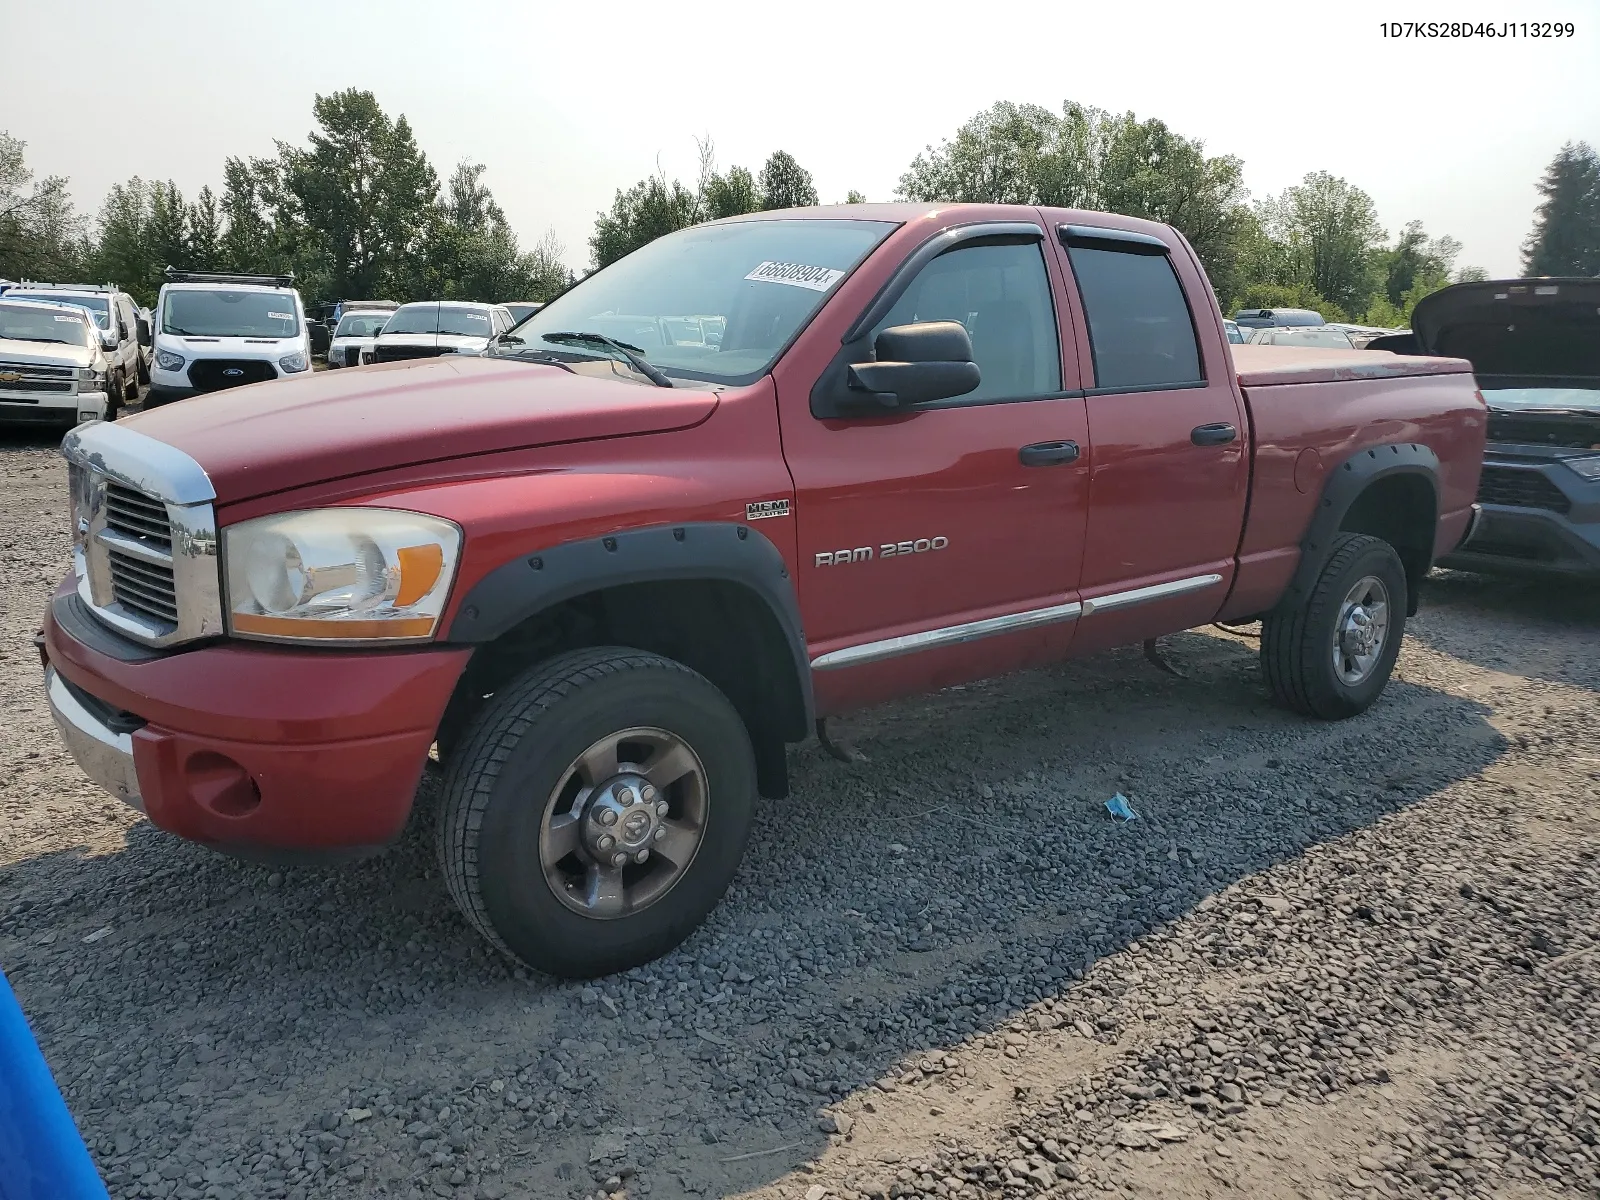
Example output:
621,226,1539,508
230,613,438,640
394,543,445,607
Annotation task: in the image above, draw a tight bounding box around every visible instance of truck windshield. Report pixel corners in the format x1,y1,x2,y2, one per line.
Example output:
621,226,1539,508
9,292,110,328
0,303,93,346
163,290,300,337
500,218,897,384
381,304,493,337
334,313,391,337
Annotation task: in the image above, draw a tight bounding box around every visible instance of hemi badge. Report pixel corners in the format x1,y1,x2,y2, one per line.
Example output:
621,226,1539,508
746,499,791,521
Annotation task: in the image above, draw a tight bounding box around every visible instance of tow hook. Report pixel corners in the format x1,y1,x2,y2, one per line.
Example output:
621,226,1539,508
33,629,47,670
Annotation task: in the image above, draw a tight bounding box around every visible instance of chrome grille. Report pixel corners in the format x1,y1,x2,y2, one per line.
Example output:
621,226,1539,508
61,423,223,649
0,360,76,395
104,483,174,549
108,548,180,624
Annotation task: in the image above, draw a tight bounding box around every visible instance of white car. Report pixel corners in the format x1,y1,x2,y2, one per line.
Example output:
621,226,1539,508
3,283,144,410
326,306,398,369
367,301,514,364
0,298,114,428
145,271,312,408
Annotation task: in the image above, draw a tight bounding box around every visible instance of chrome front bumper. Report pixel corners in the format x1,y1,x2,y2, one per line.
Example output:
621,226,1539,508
45,667,143,812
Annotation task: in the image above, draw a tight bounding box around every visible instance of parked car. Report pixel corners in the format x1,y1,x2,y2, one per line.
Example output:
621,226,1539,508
0,298,115,427
1389,278,1600,577
43,204,1485,979
326,303,402,368
1223,319,1246,344
145,270,312,408
368,301,513,363
504,302,544,324
1246,326,1358,348
1234,307,1325,330
3,283,146,411
1323,322,1407,349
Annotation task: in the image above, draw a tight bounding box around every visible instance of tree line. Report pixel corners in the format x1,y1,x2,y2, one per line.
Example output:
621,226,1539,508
0,89,571,308
4,92,1598,323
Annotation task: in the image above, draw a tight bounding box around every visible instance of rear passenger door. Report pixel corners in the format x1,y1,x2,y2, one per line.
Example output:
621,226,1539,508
1051,224,1250,653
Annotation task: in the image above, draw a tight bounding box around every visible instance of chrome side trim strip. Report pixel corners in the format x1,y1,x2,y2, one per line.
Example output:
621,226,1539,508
1081,573,1223,615
810,601,1083,670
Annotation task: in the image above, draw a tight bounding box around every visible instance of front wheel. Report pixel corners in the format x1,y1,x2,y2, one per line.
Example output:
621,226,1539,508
103,374,125,422
1261,532,1408,719
438,647,757,978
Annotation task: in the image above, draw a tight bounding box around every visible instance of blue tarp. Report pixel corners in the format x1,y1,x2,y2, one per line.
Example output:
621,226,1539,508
0,968,109,1200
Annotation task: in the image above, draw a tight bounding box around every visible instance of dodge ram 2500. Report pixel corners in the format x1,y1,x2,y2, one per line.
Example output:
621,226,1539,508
41,204,1487,978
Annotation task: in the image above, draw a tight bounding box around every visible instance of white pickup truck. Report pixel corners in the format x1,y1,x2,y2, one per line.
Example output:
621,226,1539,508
0,297,114,428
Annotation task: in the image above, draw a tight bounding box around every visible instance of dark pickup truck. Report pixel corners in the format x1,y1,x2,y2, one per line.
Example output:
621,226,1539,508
43,203,1486,978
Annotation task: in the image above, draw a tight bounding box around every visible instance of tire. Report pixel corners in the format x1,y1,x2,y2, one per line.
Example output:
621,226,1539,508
137,355,151,386
1261,532,1408,719
438,646,757,978
104,374,124,422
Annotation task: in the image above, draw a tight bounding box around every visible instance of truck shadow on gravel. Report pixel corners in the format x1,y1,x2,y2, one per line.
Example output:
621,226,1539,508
0,631,1509,1199
1410,569,1600,691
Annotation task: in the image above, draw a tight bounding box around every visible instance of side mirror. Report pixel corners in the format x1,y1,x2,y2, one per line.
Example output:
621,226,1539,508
135,316,151,346
845,321,981,408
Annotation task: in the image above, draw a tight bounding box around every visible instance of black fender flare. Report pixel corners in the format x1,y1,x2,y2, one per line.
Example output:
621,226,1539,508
1278,442,1440,612
445,521,814,736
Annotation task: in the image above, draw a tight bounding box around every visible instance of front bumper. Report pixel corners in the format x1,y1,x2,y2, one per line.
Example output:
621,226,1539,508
142,384,198,407
1437,453,1600,578
0,390,105,425
42,583,471,856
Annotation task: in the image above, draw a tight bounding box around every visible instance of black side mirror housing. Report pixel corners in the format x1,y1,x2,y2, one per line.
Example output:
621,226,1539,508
309,323,331,355
135,316,151,346
845,321,981,408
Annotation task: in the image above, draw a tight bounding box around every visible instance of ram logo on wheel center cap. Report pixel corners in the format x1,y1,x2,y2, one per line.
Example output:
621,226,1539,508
620,810,653,845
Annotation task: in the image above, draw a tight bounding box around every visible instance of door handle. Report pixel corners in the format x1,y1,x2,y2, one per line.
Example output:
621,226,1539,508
1191,422,1237,447
1018,440,1081,466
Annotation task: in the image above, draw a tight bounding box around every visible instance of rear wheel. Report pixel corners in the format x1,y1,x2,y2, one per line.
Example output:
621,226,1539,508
1261,533,1408,719
438,647,757,978
103,374,125,421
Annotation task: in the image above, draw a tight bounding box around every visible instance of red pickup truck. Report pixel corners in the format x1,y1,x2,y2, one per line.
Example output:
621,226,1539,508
42,204,1486,978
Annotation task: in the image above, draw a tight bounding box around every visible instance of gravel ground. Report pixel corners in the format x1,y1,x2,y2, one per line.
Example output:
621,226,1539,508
2,428,1596,1200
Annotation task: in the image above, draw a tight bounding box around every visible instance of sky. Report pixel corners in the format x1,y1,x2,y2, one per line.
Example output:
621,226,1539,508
5,0,1598,280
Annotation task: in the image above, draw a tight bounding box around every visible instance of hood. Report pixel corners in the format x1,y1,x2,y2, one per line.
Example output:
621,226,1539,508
1410,278,1600,388
0,337,95,368
120,356,718,504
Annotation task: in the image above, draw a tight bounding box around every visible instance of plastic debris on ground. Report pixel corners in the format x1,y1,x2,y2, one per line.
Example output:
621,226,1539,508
1105,793,1139,822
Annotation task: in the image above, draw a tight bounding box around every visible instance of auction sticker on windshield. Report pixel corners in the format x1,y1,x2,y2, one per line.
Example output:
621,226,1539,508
744,261,846,292
267,311,293,321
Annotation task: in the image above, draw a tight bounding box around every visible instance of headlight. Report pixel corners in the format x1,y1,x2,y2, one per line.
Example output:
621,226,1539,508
76,366,107,386
279,352,309,373
223,508,462,643
1564,455,1600,480
155,349,186,371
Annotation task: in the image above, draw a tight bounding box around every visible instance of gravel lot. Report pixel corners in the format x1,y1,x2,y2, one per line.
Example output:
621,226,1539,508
2,428,1596,1200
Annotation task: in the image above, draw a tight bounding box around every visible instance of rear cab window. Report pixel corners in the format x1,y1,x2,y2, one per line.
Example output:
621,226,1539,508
1059,227,1204,392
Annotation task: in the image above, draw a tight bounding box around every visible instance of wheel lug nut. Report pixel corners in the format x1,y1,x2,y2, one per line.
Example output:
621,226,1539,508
653,827,666,841
641,784,656,802
654,802,669,818
611,852,628,868
597,809,618,827
598,835,615,851
615,787,635,806
634,849,650,864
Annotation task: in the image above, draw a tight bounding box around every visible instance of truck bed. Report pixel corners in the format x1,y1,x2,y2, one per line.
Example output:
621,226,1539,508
1231,345,1474,388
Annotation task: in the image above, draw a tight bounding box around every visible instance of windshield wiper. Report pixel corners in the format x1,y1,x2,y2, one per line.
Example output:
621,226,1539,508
543,331,674,388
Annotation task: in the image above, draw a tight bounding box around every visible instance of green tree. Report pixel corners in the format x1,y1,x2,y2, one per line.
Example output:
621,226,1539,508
896,101,1251,303
0,130,87,282
703,165,760,219
1521,141,1600,276
274,89,439,299
844,190,867,204
218,156,283,274
758,150,817,210
1377,219,1462,307
1255,172,1386,317
93,178,155,297
1234,280,1346,323
187,186,222,270
589,170,699,269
